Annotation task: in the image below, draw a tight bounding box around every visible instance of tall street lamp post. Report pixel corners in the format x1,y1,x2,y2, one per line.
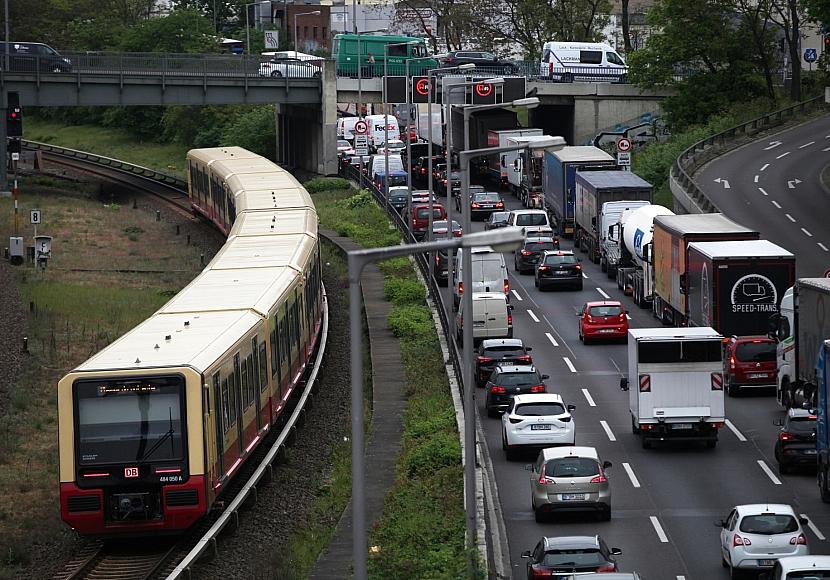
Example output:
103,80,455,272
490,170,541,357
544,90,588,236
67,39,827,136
349,227,524,580
293,10,320,52
458,135,566,568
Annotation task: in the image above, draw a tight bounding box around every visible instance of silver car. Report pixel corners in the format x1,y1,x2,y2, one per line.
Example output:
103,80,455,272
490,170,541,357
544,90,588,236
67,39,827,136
527,446,612,522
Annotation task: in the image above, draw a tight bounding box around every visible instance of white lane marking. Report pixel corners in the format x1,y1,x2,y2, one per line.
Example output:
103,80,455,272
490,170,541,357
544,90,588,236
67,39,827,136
764,141,782,150
771,200,782,209
582,272,589,279
677,577,686,580
600,420,616,442
824,146,830,152
753,175,759,183
760,163,769,171
564,357,577,373
819,243,829,252
758,187,769,196
581,388,596,406
800,513,826,541
527,309,540,323
622,462,641,487
758,460,782,485
511,289,523,301
725,419,747,442
802,228,813,238
596,287,610,299
650,516,669,543
545,332,559,347
799,141,815,149
625,314,631,320
776,151,791,159
786,213,796,223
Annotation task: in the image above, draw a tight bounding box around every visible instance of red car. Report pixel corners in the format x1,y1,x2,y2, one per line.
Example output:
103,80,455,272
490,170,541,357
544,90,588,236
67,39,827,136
722,335,777,396
577,301,628,343
406,202,446,240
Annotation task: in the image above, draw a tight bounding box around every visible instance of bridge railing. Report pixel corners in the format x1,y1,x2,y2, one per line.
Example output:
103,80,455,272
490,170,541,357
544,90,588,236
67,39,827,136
670,94,827,212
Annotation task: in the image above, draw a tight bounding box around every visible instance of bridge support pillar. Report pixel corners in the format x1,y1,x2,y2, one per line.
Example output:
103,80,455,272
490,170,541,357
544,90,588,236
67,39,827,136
318,62,338,176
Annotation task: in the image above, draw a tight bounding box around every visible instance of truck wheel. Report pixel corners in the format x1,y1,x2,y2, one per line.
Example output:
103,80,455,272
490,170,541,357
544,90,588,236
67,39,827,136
727,382,740,397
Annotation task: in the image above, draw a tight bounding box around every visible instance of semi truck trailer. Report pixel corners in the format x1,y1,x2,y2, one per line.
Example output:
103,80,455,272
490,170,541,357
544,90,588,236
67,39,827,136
614,204,674,308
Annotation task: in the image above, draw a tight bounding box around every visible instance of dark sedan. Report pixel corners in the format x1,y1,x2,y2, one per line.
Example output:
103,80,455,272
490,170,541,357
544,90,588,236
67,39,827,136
522,535,622,578
774,408,817,473
484,364,548,417
535,250,583,291
431,249,450,286
514,237,559,274
485,211,510,230
467,191,505,219
442,50,518,74
476,338,533,387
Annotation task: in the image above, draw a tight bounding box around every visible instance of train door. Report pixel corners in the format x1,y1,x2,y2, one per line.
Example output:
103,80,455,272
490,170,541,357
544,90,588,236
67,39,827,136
233,353,244,454
249,336,262,431
269,313,282,420
278,303,291,408
208,372,221,486
256,334,269,430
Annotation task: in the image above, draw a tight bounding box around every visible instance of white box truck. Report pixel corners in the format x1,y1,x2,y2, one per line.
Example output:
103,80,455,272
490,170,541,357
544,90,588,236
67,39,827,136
621,327,725,449
504,134,554,207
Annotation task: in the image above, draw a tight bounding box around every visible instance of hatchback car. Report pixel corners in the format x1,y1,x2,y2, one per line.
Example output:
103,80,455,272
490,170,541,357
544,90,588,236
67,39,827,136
527,446,612,522
514,236,559,274
485,211,510,231
762,556,830,579
484,364,549,417
406,203,446,240
521,536,622,578
718,504,809,575
431,219,462,238
388,186,409,213
464,190,505,219
774,408,817,474
723,335,777,396
535,250,583,291
502,393,576,460
577,301,628,343
410,189,436,205
476,338,533,387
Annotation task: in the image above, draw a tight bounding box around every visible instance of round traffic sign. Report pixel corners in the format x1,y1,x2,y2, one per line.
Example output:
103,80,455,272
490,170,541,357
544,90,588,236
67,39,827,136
415,78,431,96
354,120,368,135
617,137,632,152
474,82,493,97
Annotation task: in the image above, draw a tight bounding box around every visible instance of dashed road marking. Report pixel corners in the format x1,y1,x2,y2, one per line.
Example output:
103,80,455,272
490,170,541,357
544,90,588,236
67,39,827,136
824,146,830,152
799,141,815,149
625,314,631,320
800,513,826,540
771,200,782,209
596,287,610,299
725,419,747,442
600,420,616,441
820,243,829,252
786,214,796,223
563,357,577,373
802,228,813,237
545,332,559,347
581,388,596,406
622,462,641,488
511,289,523,301
776,151,790,159
758,460,782,485
758,187,769,196
753,175,759,183
527,309,540,323
760,163,769,171
650,516,669,542
582,272,589,279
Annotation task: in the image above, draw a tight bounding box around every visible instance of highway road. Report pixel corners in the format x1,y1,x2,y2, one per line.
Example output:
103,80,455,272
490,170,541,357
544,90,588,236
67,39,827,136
433,146,830,577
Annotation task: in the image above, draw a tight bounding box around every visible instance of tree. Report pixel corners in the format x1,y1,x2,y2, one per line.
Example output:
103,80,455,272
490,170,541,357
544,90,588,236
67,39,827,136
771,0,806,101
621,0,632,52
118,8,217,52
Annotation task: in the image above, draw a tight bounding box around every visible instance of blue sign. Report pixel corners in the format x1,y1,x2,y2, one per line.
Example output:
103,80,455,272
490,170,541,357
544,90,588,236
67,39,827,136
805,48,818,63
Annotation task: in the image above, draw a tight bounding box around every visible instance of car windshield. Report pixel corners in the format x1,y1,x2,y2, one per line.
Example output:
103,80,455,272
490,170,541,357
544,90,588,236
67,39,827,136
546,457,600,478
545,254,577,265
450,172,461,180
787,417,817,434
483,345,524,356
541,548,607,567
495,372,540,386
490,213,509,223
516,214,547,226
337,140,350,148
469,186,486,194
739,514,799,534
475,193,501,202
735,341,776,362
515,402,565,416
526,242,556,252
589,305,622,316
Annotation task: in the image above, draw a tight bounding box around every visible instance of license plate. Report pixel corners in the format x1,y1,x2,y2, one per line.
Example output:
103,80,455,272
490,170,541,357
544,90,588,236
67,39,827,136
671,423,693,430
599,329,616,333
748,373,769,378
531,424,552,431
758,559,775,567
555,270,569,275
561,493,585,501
805,449,817,454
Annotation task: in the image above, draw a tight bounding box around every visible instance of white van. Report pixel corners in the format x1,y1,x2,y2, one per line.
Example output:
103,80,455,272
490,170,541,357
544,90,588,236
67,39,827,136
453,246,509,307
506,209,552,235
337,117,360,140
365,114,400,149
540,42,628,83
455,292,512,343
368,153,404,178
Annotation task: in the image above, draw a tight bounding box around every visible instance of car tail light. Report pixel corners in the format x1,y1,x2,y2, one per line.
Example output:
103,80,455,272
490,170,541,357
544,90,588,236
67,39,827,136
530,385,545,393
733,534,751,546
712,422,725,429
585,314,593,323
596,564,616,572
639,374,651,392
453,230,462,237
490,385,506,394
477,356,494,363
640,423,654,431
516,355,532,362
538,473,550,485
459,282,464,294
472,203,480,208
508,313,513,326
420,168,426,174
549,62,553,76
504,279,510,294
496,201,504,207
575,264,582,271
442,179,447,185
521,250,532,256
435,254,441,264
729,356,736,369
559,415,571,422
711,372,723,391
590,471,607,483
780,431,793,441
509,417,522,424
619,313,626,321
538,265,550,272
530,567,553,579
790,533,807,545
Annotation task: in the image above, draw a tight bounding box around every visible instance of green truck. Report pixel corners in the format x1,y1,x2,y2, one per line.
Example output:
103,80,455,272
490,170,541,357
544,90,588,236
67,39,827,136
333,33,437,77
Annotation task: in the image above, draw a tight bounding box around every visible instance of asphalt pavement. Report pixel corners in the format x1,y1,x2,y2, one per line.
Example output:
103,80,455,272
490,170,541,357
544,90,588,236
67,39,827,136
429,149,830,577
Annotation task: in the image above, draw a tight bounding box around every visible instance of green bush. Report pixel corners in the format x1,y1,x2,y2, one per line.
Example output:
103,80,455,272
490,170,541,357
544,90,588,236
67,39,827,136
305,177,350,193
384,278,425,306
339,189,375,209
387,305,433,339
379,257,414,279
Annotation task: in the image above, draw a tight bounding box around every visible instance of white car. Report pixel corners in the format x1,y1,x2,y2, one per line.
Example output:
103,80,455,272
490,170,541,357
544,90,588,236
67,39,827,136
718,504,809,576
378,139,405,155
501,393,576,460
258,57,321,78
768,555,830,578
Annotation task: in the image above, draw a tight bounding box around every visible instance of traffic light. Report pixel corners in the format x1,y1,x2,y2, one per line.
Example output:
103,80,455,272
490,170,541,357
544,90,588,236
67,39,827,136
7,138,20,154
824,33,830,53
6,92,21,138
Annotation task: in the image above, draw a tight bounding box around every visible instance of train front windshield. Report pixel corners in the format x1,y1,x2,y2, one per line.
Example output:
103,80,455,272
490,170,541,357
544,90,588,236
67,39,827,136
75,376,185,465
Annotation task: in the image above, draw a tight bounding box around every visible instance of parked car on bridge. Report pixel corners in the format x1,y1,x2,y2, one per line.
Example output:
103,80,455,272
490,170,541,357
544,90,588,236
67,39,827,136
441,50,518,74
0,41,71,73
258,57,321,78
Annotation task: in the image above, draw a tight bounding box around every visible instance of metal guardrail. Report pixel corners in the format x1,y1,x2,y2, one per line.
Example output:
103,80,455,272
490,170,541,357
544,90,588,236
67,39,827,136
670,94,827,212
23,139,187,190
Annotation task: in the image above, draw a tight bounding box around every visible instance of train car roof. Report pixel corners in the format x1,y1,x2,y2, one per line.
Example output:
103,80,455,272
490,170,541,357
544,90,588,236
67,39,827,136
234,188,315,212
210,156,286,176
228,208,318,238
158,267,298,317
187,147,262,164
75,310,261,372
208,233,316,271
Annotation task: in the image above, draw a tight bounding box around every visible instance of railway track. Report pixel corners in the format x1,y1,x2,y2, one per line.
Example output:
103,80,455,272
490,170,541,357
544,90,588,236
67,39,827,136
39,144,331,580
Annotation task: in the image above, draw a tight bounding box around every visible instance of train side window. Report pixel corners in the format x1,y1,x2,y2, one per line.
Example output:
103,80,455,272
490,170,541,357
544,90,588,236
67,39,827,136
293,299,301,352
232,353,241,424
208,373,219,415
241,350,250,409
270,318,280,380
258,339,268,392
221,377,230,432
246,353,255,407
281,305,291,361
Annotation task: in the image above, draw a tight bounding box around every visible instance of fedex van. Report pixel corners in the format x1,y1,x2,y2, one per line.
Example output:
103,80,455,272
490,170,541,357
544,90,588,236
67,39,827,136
539,42,628,83
365,114,400,149
337,117,360,140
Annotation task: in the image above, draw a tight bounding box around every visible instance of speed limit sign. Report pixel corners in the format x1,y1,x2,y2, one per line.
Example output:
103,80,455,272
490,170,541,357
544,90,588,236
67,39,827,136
616,137,632,152
354,120,369,135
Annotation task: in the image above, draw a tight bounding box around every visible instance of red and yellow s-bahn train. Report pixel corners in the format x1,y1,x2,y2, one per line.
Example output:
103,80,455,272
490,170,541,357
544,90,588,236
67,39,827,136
57,147,325,536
